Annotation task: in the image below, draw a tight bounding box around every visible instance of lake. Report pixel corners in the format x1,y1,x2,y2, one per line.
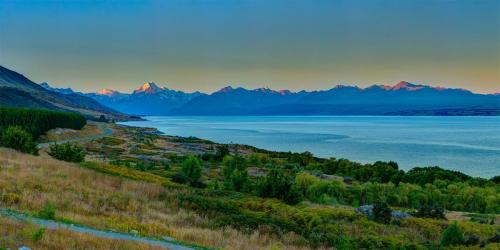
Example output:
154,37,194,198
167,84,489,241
119,116,500,178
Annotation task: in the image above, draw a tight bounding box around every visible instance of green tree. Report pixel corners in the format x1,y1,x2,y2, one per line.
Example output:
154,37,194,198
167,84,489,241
440,223,465,247
215,144,229,161
222,155,249,191
257,168,302,205
181,155,202,185
48,142,85,162
0,126,37,154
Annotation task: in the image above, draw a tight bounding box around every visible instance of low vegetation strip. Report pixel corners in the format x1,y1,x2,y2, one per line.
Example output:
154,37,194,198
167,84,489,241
80,161,180,188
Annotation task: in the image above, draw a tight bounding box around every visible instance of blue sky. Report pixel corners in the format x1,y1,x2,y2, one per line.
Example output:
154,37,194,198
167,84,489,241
0,0,498,93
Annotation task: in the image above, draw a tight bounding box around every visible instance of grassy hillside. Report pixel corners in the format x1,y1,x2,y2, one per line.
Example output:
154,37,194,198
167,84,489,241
0,148,316,249
0,146,498,249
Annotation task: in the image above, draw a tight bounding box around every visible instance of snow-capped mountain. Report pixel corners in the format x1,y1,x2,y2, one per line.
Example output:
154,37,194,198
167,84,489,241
170,82,500,115
85,82,203,115
80,81,500,116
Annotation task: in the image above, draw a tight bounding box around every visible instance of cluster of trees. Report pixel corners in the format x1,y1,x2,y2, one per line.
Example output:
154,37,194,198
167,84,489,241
0,107,86,155
292,172,499,213
172,150,499,213
0,107,86,139
305,158,481,186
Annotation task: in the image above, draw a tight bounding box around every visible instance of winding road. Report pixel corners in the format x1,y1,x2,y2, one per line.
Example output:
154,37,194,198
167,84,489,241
37,122,113,148
0,209,198,250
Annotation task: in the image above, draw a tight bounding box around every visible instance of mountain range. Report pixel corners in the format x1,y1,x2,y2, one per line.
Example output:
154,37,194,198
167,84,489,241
2,65,499,116
0,65,134,121
72,81,499,116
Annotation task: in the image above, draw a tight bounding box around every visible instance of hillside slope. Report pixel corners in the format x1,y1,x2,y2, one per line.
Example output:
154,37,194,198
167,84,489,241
0,65,134,121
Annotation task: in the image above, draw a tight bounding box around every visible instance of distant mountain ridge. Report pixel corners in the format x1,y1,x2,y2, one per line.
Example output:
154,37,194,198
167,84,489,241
82,81,500,116
5,64,498,116
83,82,203,115
0,65,134,121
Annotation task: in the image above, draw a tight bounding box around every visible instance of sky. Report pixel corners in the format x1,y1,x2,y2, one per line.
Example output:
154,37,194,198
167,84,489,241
0,0,499,94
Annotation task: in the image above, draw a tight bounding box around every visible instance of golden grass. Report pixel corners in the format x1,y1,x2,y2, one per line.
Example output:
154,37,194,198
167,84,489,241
0,216,166,250
0,148,312,250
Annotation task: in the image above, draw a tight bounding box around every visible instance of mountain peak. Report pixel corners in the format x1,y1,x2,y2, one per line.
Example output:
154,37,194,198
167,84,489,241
216,86,235,93
39,82,75,94
133,82,164,94
97,88,119,96
391,81,424,91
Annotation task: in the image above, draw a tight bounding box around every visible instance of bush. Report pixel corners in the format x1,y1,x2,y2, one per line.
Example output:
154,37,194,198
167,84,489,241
440,223,465,247
414,205,446,219
180,156,202,185
491,175,500,184
48,142,86,162
31,228,45,242
256,168,302,205
0,126,37,154
222,155,250,191
38,203,56,220
215,145,230,161
373,202,392,224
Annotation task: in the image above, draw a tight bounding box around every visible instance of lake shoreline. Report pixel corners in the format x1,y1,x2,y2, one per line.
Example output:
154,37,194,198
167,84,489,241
119,116,500,178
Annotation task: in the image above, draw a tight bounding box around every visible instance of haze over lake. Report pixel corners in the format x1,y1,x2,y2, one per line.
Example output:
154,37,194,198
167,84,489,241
120,116,500,178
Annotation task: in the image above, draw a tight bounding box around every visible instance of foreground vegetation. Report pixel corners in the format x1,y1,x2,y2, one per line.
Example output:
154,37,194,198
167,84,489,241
0,110,499,249
1,146,498,249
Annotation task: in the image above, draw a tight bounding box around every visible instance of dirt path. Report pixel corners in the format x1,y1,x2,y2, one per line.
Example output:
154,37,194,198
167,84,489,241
0,209,200,250
37,122,113,149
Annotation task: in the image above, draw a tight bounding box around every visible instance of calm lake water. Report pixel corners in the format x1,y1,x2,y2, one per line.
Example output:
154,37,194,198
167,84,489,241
120,116,500,178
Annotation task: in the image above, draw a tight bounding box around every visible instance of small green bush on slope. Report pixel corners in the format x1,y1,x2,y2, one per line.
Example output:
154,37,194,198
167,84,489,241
0,126,37,154
48,142,86,162
441,223,465,247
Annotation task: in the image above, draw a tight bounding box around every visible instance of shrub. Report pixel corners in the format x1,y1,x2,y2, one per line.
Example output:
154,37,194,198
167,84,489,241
180,156,202,185
38,203,56,220
0,126,37,154
31,228,45,242
215,144,229,161
414,205,446,219
48,142,86,162
491,175,500,184
222,155,250,191
441,223,465,247
464,235,480,246
172,172,190,184
256,168,302,205
373,201,392,224
294,172,319,197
